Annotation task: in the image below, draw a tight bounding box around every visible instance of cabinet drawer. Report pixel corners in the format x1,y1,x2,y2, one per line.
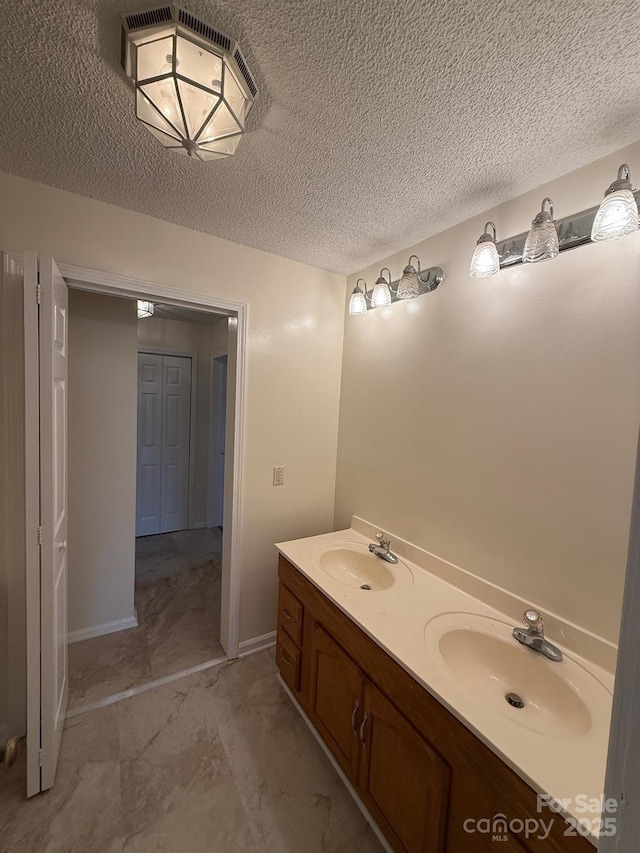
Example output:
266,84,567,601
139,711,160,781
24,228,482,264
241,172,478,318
278,584,304,645
276,631,301,693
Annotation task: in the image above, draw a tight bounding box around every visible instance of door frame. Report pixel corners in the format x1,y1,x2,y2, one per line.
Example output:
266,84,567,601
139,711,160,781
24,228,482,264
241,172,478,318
207,354,227,529
137,348,198,531
57,262,247,660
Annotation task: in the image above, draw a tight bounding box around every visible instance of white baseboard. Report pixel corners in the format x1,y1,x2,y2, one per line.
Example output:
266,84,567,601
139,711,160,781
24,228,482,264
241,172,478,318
68,614,139,645
238,630,276,657
189,521,208,529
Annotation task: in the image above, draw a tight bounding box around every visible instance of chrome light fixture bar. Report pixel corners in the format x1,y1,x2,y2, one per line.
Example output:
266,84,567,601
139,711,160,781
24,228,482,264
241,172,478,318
120,4,258,160
348,259,444,315
489,168,640,270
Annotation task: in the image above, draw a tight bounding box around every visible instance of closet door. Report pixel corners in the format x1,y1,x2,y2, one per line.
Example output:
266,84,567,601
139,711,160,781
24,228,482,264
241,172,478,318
160,355,191,533
136,353,192,535
136,353,163,536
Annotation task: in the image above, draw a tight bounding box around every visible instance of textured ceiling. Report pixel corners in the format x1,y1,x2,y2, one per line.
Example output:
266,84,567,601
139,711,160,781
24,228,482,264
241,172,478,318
2,1,640,274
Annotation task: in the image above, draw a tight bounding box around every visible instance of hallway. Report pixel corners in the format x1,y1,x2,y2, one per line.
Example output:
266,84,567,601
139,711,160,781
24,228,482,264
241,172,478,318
68,528,224,712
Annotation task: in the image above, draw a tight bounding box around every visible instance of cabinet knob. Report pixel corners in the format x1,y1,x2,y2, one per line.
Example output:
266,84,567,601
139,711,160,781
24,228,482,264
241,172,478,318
282,608,295,622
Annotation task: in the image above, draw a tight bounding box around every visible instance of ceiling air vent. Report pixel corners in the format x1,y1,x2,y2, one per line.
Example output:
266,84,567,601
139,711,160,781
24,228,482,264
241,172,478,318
233,47,258,97
124,5,172,31
177,8,231,52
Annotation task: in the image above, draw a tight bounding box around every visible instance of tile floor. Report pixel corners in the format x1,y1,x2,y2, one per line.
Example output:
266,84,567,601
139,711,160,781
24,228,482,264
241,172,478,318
0,651,383,853
68,528,224,711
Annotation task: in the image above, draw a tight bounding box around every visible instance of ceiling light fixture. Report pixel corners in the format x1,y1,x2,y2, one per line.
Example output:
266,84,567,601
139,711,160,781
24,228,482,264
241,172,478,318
469,222,499,277
348,279,369,315
137,300,155,318
522,198,559,263
591,164,639,242
120,4,258,161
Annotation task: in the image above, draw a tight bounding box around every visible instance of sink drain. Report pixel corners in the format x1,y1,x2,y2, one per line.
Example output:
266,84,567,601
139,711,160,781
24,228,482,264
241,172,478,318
360,584,372,590
506,692,525,709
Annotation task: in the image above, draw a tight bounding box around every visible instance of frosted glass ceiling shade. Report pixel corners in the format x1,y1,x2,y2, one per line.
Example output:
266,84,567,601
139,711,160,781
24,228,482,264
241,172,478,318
591,164,638,242
348,280,368,315
371,269,392,308
523,198,559,263
396,255,421,299
469,222,499,277
121,6,258,161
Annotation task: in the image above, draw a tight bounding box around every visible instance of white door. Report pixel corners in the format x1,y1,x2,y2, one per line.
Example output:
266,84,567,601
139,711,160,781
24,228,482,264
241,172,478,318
160,355,191,532
24,252,69,795
136,353,163,536
136,353,191,535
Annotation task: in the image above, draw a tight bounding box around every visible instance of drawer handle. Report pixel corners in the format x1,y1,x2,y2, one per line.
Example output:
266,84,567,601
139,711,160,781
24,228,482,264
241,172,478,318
282,608,296,622
351,699,360,732
359,712,369,747
280,648,295,667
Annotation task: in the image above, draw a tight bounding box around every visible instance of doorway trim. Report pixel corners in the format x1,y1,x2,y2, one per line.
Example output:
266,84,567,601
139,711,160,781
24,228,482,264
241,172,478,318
58,262,247,659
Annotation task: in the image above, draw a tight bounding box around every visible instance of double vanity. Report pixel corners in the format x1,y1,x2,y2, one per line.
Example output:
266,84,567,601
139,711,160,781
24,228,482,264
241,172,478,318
276,519,614,853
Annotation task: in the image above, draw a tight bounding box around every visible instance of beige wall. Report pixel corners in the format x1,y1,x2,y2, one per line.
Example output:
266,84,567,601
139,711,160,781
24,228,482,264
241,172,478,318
335,142,640,644
0,171,345,643
137,315,228,527
68,291,139,635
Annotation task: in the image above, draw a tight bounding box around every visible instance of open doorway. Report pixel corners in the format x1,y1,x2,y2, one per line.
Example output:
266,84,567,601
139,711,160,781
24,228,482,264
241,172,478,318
66,294,231,712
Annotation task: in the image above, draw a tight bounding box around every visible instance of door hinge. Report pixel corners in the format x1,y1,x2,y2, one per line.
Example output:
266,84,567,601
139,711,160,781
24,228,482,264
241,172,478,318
37,526,42,545
36,283,41,304
38,749,43,767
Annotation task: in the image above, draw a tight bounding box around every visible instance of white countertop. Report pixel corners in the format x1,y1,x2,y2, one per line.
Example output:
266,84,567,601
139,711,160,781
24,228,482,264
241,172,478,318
276,523,615,846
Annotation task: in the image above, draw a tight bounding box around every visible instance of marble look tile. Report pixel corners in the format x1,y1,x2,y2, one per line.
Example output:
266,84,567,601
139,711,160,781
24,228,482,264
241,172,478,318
201,656,375,853
135,533,186,587
146,607,225,680
68,626,153,711
1,654,383,853
173,527,222,568
118,674,257,853
136,562,219,624
333,826,385,852
0,706,124,853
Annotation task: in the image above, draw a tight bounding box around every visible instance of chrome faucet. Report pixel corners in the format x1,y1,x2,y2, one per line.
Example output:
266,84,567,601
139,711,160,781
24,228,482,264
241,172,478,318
368,532,399,564
512,609,563,662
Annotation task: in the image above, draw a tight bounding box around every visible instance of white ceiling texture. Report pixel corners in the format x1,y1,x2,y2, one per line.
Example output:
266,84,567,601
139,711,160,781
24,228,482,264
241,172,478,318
2,0,640,274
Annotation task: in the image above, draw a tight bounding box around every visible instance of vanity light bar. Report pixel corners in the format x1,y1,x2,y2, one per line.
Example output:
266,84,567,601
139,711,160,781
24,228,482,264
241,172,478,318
494,190,640,269
349,264,444,315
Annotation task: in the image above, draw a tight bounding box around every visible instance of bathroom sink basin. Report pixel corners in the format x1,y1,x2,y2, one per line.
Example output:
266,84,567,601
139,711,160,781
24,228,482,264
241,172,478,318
311,542,413,591
424,613,612,739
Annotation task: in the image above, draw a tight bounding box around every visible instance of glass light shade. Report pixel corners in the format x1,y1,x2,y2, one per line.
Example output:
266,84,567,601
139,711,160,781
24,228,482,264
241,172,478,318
348,289,368,315
396,266,420,299
133,31,249,160
137,300,154,318
469,241,499,277
591,189,639,242
522,220,559,263
371,279,391,308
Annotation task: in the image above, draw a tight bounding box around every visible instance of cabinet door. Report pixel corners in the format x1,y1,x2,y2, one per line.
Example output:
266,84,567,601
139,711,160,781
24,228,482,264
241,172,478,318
309,624,364,782
358,682,450,853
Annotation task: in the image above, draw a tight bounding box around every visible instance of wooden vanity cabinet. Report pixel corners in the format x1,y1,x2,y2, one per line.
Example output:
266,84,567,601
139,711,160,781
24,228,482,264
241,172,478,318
275,581,305,696
309,623,364,780
276,555,594,853
358,680,450,853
